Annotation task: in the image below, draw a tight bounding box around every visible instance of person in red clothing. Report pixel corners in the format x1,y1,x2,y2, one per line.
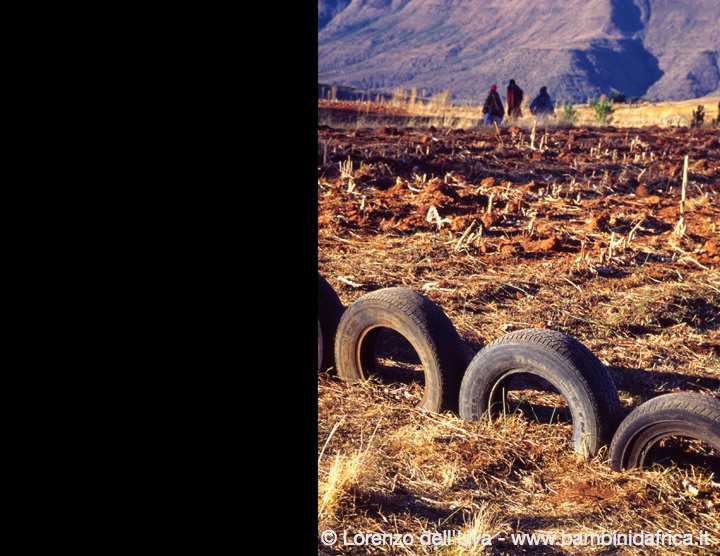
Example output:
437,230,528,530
506,79,524,119
482,84,505,125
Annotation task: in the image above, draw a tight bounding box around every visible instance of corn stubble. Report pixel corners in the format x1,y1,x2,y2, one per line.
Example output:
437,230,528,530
318,104,719,554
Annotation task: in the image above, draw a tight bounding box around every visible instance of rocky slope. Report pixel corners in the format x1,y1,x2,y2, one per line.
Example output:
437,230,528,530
318,0,720,104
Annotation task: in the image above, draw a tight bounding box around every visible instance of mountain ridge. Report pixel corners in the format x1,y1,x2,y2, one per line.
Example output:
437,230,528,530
318,0,720,104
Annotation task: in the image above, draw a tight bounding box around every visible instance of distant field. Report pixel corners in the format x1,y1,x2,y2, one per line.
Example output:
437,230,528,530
318,93,720,130
576,97,720,128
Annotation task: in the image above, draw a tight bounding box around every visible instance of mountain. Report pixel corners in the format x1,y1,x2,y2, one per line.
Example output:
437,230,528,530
318,0,720,104
318,0,351,32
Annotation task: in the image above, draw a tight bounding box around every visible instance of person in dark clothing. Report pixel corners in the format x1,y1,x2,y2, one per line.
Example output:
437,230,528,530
482,84,505,125
530,86,554,119
506,79,524,119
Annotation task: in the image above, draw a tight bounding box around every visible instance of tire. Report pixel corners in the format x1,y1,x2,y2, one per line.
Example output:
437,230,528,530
334,287,465,414
609,392,720,472
458,328,622,458
318,273,345,372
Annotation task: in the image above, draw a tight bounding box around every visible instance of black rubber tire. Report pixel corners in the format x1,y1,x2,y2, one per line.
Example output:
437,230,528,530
318,273,345,372
334,287,465,414
609,392,720,472
458,328,622,458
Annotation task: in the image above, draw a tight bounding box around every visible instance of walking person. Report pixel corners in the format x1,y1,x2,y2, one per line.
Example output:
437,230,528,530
482,84,505,125
506,79,524,119
530,86,554,119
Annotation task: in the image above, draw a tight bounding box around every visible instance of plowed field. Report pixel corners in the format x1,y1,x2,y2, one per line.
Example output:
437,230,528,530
317,104,719,555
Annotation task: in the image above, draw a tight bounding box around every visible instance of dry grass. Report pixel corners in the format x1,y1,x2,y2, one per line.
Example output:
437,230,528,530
319,417,380,523
318,95,720,130
575,97,720,128
318,374,719,555
318,110,719,554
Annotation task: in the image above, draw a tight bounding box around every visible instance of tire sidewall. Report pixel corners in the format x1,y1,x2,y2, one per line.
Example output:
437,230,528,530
335,299,443,412
318,273,344,372
318,319,323,371
610,407,720,471
460,342,600,455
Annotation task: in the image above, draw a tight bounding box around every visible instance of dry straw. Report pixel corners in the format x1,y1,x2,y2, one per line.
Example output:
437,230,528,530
318,107,719,554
